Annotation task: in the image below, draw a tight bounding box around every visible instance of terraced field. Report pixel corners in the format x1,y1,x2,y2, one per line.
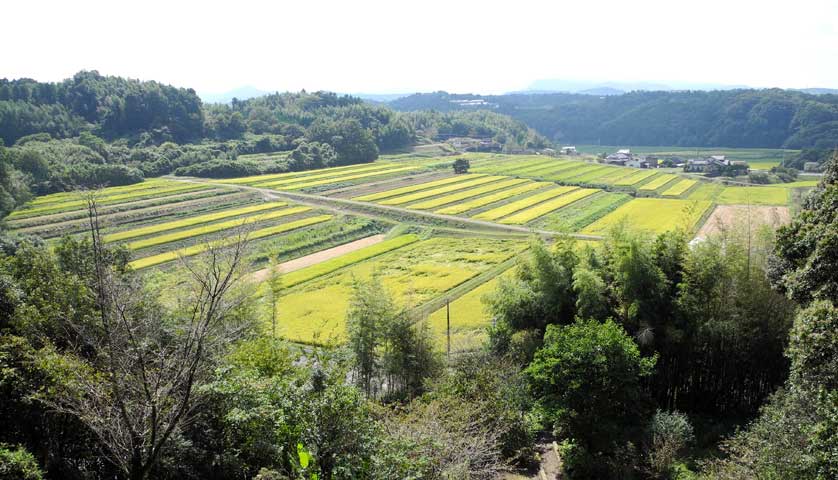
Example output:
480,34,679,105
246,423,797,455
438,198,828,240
376,175,505,206
276,237,526,345
424,271,510,352
716,186,789,205
473,186,579,221
530,192,632,232
499,188,598,225
581,198,713,235
408,178,529,210
435,181,551,215
662,179,698,197
638,174,679,191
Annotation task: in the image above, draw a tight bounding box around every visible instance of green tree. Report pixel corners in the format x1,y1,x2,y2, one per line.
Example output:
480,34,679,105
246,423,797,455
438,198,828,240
346,276,396,397
526,319,656,473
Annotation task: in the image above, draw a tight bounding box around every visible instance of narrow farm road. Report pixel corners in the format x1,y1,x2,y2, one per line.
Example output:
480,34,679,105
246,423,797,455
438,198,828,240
170,177,605,241
248,234,386,282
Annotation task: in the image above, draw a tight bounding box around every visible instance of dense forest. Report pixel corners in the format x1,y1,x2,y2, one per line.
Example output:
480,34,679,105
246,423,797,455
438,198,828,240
389,89,838,149
0,72,546,218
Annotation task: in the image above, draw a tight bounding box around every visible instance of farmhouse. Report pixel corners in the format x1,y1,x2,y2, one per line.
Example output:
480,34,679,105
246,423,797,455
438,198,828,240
605,149,633,166
560,146,578,155
684,155,749,175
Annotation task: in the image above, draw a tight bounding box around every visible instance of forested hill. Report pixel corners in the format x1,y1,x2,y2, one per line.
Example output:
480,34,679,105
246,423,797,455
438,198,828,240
0,71,547,217
388,89,838,149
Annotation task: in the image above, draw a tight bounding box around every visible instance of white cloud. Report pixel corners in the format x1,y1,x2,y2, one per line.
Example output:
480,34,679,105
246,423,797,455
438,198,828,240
3,0,837,93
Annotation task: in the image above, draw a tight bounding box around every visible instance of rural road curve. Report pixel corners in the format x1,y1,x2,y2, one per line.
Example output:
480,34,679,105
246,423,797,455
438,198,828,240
170,177,605,241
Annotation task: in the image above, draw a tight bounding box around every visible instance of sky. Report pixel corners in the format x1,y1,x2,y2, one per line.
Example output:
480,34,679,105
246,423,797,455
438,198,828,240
4,0,838,95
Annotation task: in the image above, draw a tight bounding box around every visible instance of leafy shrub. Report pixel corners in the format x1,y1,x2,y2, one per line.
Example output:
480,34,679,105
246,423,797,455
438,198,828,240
645,410,694,478
0,444,44,480
174,159,264,178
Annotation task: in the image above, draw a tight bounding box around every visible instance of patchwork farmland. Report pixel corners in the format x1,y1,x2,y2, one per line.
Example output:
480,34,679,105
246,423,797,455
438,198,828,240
5,151,819,354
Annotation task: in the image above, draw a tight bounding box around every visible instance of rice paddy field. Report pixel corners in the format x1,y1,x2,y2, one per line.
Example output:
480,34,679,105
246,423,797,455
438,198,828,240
6,149,818,353
275,237,527,345
423,271,510,352
581,198,713,235
5,178,387,272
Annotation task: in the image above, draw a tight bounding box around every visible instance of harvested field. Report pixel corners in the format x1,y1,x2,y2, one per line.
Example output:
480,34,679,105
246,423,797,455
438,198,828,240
695,205,791,240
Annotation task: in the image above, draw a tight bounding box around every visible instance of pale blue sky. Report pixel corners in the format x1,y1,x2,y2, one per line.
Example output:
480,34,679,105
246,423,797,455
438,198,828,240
4,0,838,94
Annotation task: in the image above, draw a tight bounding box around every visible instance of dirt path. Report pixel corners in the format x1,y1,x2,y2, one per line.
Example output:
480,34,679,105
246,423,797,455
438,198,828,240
248,234,386,282
172,177,604,241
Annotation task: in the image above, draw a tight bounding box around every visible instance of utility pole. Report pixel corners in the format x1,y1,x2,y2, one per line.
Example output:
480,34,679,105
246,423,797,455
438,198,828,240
446,299,451,360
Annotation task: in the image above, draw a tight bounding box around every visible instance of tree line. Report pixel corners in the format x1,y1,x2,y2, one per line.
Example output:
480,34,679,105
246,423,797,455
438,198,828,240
389,89,838,150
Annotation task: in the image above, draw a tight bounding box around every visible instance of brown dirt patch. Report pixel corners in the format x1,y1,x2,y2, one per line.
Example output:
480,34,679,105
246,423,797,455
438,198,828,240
696,205,791,240
249,234,386,282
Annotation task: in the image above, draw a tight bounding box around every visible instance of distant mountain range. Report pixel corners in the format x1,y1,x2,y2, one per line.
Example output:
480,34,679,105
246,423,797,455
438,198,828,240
200,81,838,104
200,87,411,104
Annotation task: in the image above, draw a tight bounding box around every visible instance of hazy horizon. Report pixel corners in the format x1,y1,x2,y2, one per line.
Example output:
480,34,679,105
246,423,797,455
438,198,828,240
5,0,838,95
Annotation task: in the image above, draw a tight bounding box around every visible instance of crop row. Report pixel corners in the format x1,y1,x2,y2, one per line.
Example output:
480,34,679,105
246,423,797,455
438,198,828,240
275,166,416,191
104,202,287,242
499,188,599,224
353,174,484,202
27,179,174,206
220,162,390,185
435,181,551,215
378,176,504,205
8,183,212,219
613,169,658,186
473,186,578,221
531,192,632,232
408,178,530,210
638,174,679,191
129,215,333,269
662,179,698,196
126,206,311,250
582,198,712,235
276,237,522,344
251,163,396,188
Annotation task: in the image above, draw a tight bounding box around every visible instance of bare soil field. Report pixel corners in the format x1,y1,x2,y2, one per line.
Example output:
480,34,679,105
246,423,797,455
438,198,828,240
695,205,790,239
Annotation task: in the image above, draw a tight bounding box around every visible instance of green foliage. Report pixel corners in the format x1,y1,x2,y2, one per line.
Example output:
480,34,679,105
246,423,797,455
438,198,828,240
0,444,44,480
288,141,337,171
391,89,838,149
526,319,655,457
645,410,695,479
452,157,470,174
